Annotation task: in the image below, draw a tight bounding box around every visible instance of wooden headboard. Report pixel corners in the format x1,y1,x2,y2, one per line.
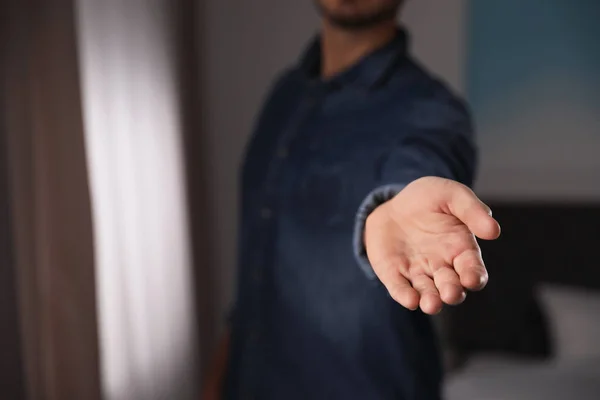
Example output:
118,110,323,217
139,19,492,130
480,202,600,290
442,201,600,362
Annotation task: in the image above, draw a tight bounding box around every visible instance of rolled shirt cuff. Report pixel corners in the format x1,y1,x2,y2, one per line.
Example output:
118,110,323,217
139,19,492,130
352,184,407,279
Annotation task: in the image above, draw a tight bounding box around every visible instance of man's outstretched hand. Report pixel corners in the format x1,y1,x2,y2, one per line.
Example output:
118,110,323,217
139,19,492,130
364,177,501,315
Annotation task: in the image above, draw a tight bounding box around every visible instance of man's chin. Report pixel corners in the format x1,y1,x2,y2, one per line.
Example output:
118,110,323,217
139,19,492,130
324,13,397,30
316,2,400,31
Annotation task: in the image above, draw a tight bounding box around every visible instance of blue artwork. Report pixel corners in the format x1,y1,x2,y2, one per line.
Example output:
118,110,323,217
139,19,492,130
466,0,600,198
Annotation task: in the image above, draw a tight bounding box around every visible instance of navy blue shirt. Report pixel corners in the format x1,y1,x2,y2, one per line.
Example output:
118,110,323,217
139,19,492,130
225,30,476,400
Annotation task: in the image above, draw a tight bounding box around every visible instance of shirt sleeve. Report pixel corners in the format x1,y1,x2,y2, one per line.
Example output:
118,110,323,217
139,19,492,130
353,97,477,279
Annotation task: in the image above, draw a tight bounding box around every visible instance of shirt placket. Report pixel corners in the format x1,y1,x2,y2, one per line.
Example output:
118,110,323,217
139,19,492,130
242,85,323,397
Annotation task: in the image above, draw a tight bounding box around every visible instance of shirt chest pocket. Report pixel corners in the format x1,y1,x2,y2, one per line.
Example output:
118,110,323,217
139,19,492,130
287,143,389,229
292,161,349,227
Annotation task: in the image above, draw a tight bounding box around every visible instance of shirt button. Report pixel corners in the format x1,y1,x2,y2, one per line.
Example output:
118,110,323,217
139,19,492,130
260,207,272,219
276,147,288,159
253,267,263,283
249,329,260,344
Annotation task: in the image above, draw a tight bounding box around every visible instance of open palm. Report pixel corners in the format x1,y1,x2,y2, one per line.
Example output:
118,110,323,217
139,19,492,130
364,177,501,315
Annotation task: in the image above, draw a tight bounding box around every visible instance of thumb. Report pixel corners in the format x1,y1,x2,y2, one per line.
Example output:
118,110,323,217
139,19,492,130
445,184,501,240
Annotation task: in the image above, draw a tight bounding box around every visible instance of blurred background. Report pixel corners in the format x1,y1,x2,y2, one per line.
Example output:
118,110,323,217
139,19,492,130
1,0,599,399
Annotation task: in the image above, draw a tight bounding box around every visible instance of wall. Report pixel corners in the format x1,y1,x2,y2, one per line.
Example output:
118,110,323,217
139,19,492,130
467,0,600,201
0,63,26,400
0,5,26,398
200,0,468,323
2,1,102,398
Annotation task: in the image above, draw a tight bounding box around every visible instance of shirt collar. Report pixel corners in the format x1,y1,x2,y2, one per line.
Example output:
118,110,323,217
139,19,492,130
298,28,409,90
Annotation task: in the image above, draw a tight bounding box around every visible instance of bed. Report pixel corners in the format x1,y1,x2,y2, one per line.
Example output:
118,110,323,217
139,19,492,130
445,354,600,400
440,203,600,400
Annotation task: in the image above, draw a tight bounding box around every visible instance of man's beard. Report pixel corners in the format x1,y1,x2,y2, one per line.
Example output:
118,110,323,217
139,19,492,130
315,1,401,30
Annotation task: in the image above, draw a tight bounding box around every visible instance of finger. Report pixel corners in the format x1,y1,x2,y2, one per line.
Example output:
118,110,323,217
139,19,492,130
453,248,488,291
388,274,420,311
433,266,466,305
411,274,442,315
376,257,420,310
446,185,501,240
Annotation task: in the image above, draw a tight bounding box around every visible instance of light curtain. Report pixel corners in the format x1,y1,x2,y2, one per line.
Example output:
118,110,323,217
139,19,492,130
76,1,198,399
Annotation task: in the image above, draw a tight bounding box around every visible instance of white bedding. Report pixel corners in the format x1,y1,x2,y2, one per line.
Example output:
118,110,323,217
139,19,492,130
444,355,600,400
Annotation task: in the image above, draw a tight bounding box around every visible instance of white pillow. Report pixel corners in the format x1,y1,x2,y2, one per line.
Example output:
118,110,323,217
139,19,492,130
536,284,600,360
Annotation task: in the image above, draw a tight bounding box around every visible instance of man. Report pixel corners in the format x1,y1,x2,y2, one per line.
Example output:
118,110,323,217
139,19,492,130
204,0,500,398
